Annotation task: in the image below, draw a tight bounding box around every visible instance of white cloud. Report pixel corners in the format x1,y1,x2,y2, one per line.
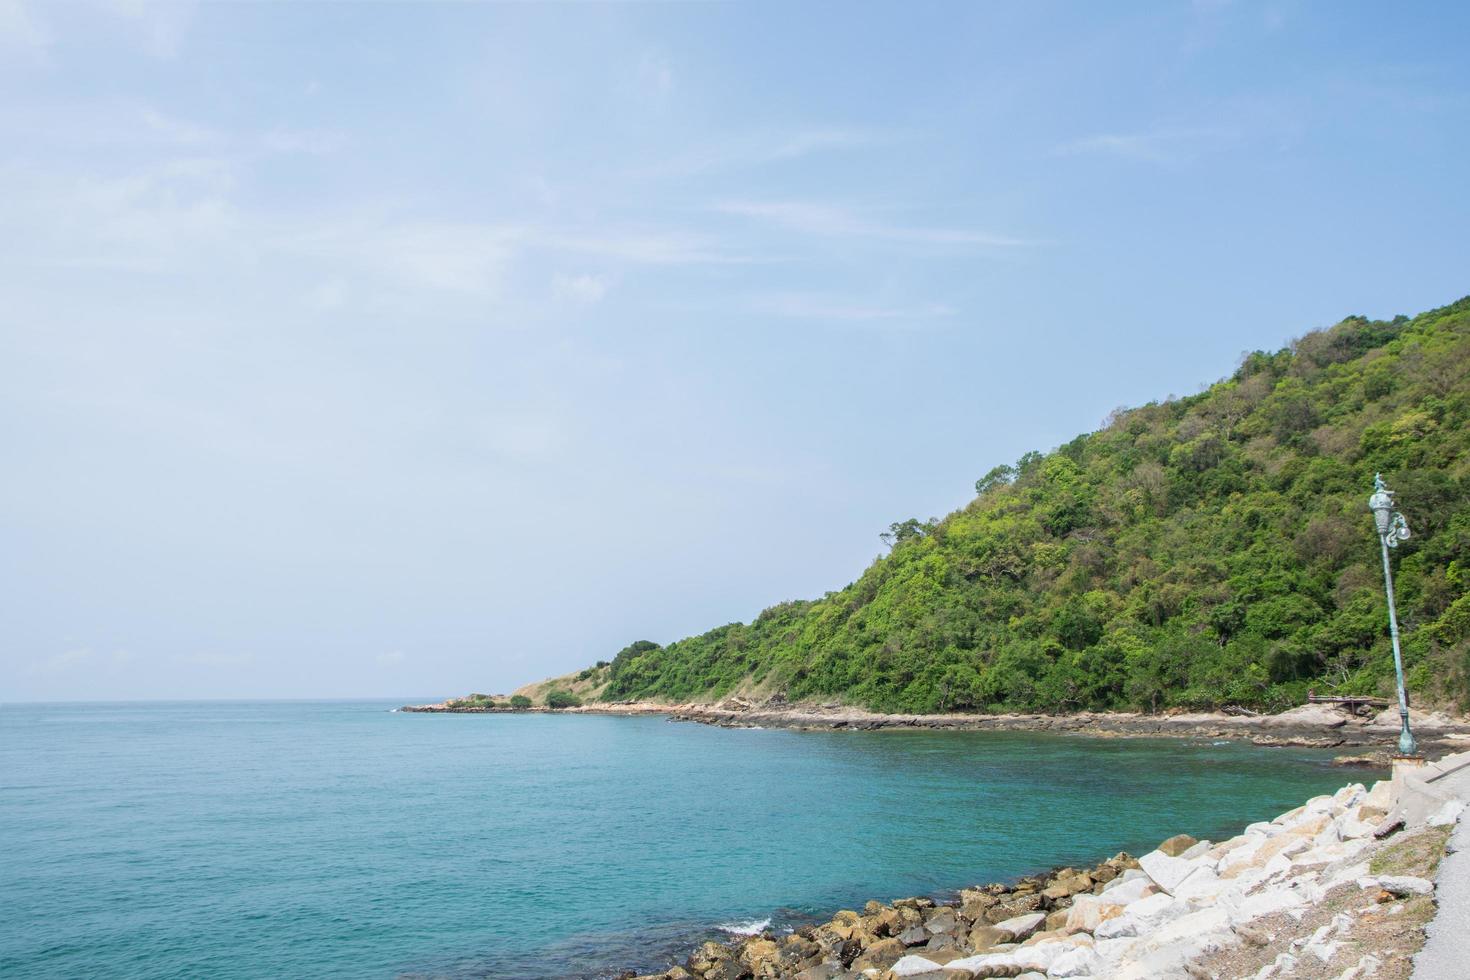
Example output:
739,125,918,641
553,272,612,305
29,648,93,674
476,412,566,459
174,652,254,667
753,292,956,324
100,0,196,60
638,52,674,95
637,126,885,178
261,129,343,156
1056,127,1237,164
0,0,50,60
715,200,1026,247
307,278,349,311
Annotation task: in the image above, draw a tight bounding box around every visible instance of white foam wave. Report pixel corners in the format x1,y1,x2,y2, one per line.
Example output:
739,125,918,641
718,918,771,936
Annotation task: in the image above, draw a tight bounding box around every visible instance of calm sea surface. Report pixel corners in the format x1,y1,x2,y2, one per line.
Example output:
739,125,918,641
1,701,1374,978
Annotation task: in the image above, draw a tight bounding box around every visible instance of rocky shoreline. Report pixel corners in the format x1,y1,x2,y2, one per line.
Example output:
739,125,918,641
613,772,1465,980
400,697,1470,757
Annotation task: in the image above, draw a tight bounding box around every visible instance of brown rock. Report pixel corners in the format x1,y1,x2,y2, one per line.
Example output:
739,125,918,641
739,938,781,978
850,937,905,973
779,936,820,965
984,893,1042,923
1045,908,1071,932
1232,924,1270,947
923,906,960,934
1157,834,1198,857
959,892,998,922
687,941,730,975
967,925,1010,952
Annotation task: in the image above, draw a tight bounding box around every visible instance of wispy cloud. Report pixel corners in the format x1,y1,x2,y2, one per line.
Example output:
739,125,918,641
0,0,50,60
715,200,1027,247
553,272,612,305
639,127,885,178
1055,126,1237,164
174,652,254,668
753,291,956,324
100,0,196,60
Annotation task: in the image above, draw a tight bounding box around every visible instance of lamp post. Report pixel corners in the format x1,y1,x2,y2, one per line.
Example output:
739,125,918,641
1368,473,1416,757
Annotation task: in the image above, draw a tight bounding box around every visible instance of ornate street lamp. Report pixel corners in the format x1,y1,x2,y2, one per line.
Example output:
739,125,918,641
1368,473,1416,756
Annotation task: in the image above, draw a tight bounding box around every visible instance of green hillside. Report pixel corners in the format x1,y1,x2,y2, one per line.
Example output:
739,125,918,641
587,298,1470,713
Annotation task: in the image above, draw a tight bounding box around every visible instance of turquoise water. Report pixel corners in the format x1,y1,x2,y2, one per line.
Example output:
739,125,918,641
1,701,1373,978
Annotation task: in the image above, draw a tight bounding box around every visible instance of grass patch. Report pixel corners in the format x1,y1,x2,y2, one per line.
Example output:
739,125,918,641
1370,827,1452,878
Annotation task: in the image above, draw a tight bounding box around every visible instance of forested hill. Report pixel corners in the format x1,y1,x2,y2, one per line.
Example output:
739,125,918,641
574,298,1470,714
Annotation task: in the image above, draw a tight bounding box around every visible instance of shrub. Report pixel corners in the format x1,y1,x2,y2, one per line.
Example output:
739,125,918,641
509,695,533,709
545,690,582,709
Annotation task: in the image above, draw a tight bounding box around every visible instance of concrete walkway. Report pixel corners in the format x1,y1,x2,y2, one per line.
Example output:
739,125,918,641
1412,762,1470,979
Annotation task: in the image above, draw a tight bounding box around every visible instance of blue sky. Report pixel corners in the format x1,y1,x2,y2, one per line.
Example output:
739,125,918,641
2,1,1466,701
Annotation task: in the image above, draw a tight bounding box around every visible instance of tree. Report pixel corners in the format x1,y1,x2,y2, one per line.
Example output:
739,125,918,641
545,690,582,709
509,695,533,709
975,464,1016,497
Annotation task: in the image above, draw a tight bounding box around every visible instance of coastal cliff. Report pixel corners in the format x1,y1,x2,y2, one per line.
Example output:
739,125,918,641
517,298,1470,719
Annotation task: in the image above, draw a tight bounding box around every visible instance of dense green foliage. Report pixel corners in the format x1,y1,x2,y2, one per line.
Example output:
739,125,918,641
545,690,583,709
510,695,533,709
598,299,1470,713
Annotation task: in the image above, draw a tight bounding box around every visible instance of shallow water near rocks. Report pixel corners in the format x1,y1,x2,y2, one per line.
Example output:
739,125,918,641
0,701,1378,978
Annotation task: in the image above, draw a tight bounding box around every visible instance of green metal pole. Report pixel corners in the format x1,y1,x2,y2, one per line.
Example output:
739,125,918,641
1378,531,1417,756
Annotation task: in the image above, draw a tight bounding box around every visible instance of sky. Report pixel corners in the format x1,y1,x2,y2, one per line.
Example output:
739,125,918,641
2,1,1467,702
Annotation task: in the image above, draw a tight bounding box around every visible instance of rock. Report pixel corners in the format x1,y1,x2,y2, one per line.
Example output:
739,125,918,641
1157,834,1198,857
1178,840,1213,860
780,936,821,965
1138,850,1206,894
898,925,928,947
850,937,906,973
1378,875,1434,896
1060,895,1125,933
991,912,1045,941
1231,923,1270,947
688,941,731,975
959,891,998,921
984,893,1042,923
922,907,959,934
739,937,781,975
702,959,749,980
1263,704,1349,728
1044,908,1071,933
1372,816,1405,839
967,925,1011,953
888,953,943,977
1428,800,1465,827
1363,780,1393,810
791,965,843,980
1099,876,1157,906
1047,946,1102,977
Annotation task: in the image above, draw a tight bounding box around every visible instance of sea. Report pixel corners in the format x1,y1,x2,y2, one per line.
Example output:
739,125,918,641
0,700,1375,978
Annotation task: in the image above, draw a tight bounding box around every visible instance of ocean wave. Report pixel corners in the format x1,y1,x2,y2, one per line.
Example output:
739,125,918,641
717,917,771,936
